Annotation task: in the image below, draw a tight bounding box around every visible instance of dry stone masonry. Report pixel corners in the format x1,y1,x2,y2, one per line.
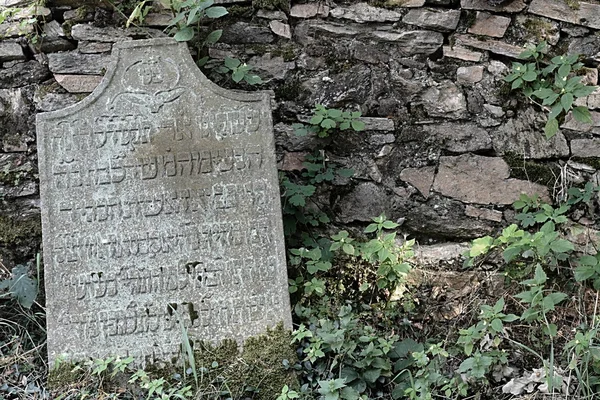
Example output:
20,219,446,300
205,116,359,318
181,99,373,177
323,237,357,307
1,0,600,303
36,38,291,365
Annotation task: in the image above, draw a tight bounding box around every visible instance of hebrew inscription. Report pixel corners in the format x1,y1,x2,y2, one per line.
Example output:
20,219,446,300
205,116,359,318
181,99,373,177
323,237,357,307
37,38,291,366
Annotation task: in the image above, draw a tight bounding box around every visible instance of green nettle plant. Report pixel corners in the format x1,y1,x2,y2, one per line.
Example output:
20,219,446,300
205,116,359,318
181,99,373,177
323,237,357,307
504,41,598,138
293,105,365,138
213,57,262,85
162,0,227,43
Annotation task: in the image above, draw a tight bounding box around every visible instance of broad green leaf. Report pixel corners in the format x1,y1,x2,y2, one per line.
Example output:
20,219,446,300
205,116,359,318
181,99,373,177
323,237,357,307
342,243,355,255
310,114,324,125
522,70,537,82
328,109,342,118
502,314,519,322
511,77,524,90
544,118,559,139
364,223,378,233
187,5,201,25
574,265,596,281
1,265,37,308
490,318,503,332
573,85,597,98
470,236,493,258
580,255,598,266
244,74,262,85
504,73,520,83
231,69,244,83
337,168,354,178
561,92,574,112
204,29,222,44
532,88,555,99
549,102,563,120
174,26,194,41
382,220,399,229
205,6,228,18
572,106,593,124
503,246,522,262
558,63,571,79
493,297,505,313
550,239,574,253
351,120,365,131
224,57,241,69
542,92,559,106
321,118,336,129
362,368,382,383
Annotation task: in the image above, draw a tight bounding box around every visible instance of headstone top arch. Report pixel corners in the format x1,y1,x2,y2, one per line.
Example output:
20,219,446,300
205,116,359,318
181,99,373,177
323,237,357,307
37,38,291,366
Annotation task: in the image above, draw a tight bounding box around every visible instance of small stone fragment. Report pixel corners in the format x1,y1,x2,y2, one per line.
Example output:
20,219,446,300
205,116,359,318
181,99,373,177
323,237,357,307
454,34,524,58
372,30,443,56
47,52,110,75
0,21,34,38
330,3,402,23
0,41,24,62
461,0,526,13
400,166,436,198
402,8,461,32
433,154,550,204
71,24,132,42
361,117,395,131
456,66,484,84
384,0,425,6
78,41,113,54
571,139,600,158
419,81,467,120
54,74,103,93
269,20,291,39
465,205,503,222
468,12,511,37
290,3,329,18
529,0,600,30
257,10,288,20
443,45,482,62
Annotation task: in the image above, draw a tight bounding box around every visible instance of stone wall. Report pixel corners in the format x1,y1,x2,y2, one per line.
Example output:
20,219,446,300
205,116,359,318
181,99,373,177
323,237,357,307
1,0,599,265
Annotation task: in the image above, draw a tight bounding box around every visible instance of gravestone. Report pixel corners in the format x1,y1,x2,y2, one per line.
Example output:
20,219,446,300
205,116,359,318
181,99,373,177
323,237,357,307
36,38,292,366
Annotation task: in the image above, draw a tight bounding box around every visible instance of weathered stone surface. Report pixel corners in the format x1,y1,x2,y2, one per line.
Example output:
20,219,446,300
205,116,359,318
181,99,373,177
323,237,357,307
0,41,24,62
468,12,510,37
362,117,394,131
494,109,570,159
419,81,467,120
257,10,287,20
465,205,503,222
456,66,484,84
402,8,461,32
54,74,103,93
336,182,397,223
562,111,600,133
0,60,49,88
221,22,274,44
529,0,600,30
0,87,33,147
37,38,292,365
571,139,600,158
330,3,402,23
385,0,425,6
453,34,524,58
425,122,492,152
269,20,291,39
247,53,294,81
433,154,550,204
443,45,482,62
71,24,133,42
47,52,110,75
290,3,329,18
78,41,113,54
568,35,600,63
0,21,34,38
400,166,435,198
372,30,443,56
461,0,525,13
37,20,76,53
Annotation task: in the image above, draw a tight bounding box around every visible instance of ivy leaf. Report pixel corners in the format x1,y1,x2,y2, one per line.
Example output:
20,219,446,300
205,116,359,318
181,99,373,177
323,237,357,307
321,118,336,129
572,106,593,124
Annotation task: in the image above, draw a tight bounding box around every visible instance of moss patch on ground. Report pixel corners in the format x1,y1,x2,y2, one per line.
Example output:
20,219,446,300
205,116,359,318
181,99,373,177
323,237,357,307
0,215,42,247
194,323,298,399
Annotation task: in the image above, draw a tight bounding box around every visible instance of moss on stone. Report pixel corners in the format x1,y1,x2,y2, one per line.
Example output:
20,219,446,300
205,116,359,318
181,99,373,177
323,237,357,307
565,0,580,10
572,157,600,170
47,361,85,390
272,45,297,62
503,152,560,188
252,0,289,12
522,18,555,42
194,323,298,399
274,77,303,101
0,215,42,247
226,5,254,17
